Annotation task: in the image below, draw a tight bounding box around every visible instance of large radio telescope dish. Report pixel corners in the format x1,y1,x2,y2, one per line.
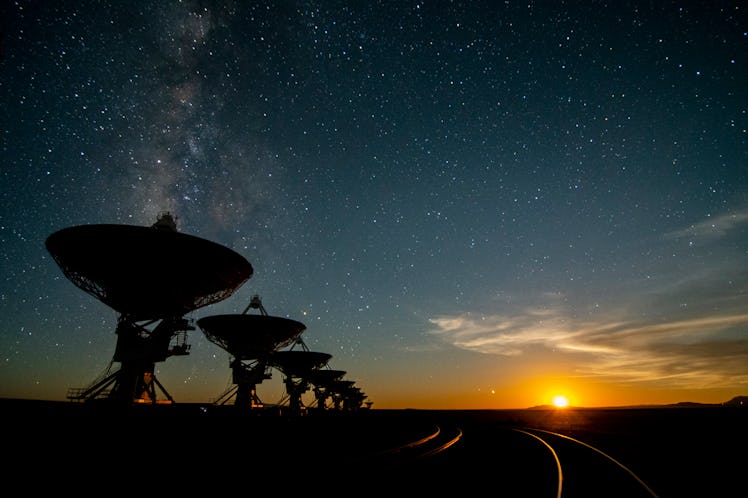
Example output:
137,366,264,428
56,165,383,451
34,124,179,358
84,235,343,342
327,379,356,393
197,314,306,359
45,214,254,404
45,223,253,319
269,350,332,377
306,369,346,386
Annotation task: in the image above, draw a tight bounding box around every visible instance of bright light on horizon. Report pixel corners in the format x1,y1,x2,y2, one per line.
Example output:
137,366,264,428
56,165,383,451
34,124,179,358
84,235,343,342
552,395,569,408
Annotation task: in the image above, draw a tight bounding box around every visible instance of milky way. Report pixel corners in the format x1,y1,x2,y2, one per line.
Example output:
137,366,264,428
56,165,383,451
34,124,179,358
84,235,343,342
1,1,746,408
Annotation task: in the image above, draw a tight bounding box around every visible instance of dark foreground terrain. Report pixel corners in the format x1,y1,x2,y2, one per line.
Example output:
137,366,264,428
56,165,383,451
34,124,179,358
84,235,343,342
3,398,745,496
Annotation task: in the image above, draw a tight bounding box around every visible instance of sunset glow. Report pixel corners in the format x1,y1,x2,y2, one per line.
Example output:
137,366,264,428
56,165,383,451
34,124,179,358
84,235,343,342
552,395,569,408
1,2,745,411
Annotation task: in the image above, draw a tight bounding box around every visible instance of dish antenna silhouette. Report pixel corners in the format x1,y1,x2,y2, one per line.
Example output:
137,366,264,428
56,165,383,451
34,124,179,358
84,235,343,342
326,379,368,411
45,212,252,404
269,346,333,415
197,295,306,410
305,368,346,411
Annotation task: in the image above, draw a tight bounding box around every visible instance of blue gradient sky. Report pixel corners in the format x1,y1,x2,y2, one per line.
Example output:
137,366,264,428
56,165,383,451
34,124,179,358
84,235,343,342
1,1,746,409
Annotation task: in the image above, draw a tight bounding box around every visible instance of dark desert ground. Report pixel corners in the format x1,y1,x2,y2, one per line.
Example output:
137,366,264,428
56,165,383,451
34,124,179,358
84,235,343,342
4,397,745,496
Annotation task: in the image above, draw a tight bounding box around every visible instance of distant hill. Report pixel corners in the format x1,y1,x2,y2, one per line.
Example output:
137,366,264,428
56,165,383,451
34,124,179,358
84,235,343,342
667,396,748,408
667,401,714,407
527,396,747,410
723,395,748,407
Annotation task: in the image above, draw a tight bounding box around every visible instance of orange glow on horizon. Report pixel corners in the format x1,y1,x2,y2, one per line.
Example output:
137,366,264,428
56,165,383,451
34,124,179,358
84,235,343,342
552,395,569,408
508,376,585,409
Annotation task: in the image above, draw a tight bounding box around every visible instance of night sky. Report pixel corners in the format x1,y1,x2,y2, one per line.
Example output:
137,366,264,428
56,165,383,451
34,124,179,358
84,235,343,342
1,1,746,409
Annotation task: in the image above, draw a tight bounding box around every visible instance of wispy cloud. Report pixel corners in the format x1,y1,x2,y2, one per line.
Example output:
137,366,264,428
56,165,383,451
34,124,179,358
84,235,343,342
665,208,748,240
428,307,748,389
426,205,748,390
428,309,580,356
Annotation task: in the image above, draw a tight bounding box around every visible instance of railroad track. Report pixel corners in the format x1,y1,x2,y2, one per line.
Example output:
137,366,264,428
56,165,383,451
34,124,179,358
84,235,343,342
349,422,661,497
371,424,464,464
516,428,661,498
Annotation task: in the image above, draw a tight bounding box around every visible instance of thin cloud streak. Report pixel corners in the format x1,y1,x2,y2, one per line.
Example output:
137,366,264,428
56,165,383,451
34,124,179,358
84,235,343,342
665,208,748,240
428,207,748,390
428,310,748,389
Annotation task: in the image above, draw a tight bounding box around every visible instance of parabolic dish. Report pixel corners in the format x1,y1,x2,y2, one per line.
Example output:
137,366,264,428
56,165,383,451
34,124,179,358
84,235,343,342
197,314,306,359
305,369,346,386
327,380,356,394
45,224,253,319
269,350,332,377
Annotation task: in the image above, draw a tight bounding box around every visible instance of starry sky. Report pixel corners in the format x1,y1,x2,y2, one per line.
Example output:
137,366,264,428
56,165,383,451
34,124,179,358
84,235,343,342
1,1,746,410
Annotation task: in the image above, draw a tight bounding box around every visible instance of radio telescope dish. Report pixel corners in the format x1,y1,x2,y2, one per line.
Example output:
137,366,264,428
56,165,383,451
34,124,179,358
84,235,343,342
327,379,356,392
45,213,253,404
45,222,253,320
268,349,332,415
197,314,305,359
306,369,346,386
307,369,346,411
196,296,308,410
269,350,332,377
326,380,367,411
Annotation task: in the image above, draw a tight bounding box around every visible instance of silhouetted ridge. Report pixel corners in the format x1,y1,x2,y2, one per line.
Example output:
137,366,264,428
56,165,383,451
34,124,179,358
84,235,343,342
723,395,748,407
